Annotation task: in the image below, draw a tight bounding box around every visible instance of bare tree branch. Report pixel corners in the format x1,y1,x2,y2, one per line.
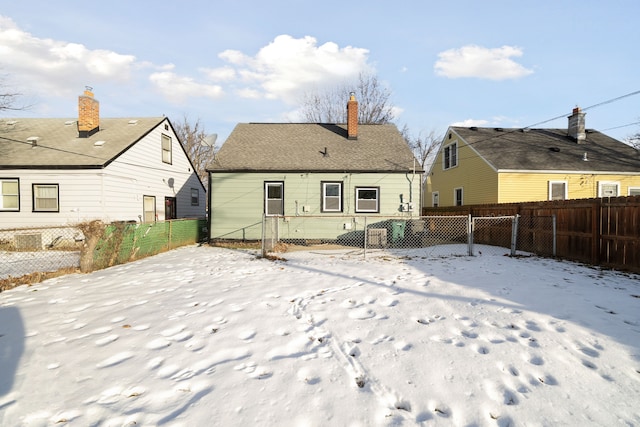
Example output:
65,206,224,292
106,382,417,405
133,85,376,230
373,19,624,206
172,115,217,188
299,72,395,124
400,125,442,170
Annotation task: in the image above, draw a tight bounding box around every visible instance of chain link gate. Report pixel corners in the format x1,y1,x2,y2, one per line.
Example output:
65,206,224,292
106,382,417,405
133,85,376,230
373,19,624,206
261,214,556,260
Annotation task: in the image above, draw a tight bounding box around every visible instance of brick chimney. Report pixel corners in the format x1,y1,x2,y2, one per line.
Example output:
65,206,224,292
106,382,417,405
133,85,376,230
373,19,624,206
568,106,586,143
347,92,358,140
78,87,100,138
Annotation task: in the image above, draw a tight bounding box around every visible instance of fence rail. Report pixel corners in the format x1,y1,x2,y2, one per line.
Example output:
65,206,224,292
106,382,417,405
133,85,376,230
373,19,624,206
261,214,555,259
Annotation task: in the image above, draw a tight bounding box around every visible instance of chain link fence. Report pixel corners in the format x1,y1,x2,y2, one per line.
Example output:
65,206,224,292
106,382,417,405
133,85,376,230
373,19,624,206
262,214,556,259
1,219,207,290
0,226,83,281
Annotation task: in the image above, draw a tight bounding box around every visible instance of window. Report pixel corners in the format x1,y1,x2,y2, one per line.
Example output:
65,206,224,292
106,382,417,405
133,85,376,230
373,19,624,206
432,191,439,208
355,187,379,213
32,184,59,212
143,195,156,222
548,181,567,200
0,178,19,211
628,187,640,196
191,188,199,206
454,187,463,206
161,134,172,164
443,142,458,170
265,182,284,216
321,182,342,212
598,181,619,198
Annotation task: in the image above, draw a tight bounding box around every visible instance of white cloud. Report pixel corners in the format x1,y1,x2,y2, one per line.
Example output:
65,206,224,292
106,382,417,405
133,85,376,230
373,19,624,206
451,119,490,127
217,35,371,103
149,71,224,103
201,66,236,82
0,16,136,97
434,45,533,80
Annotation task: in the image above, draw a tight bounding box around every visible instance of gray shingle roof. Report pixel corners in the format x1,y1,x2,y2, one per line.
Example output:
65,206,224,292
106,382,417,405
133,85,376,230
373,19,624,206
0,117,165,168
208,123,422,173
452,126,640,173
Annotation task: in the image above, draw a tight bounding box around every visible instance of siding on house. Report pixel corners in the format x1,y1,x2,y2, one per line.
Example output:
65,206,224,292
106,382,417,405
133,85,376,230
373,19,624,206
426,118,640,207
428,134,498,206
1,118,206,228
498,172,640,202
210,172,421,240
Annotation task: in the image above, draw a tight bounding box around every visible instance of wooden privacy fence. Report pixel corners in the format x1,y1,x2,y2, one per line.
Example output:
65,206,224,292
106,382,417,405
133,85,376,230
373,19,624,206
424,196,640,273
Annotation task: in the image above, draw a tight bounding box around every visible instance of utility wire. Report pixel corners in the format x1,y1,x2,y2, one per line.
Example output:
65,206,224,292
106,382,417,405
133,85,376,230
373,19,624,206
437,89,640,165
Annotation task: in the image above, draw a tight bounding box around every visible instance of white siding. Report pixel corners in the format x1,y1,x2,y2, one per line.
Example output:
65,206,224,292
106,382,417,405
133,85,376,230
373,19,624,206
0,119,206,229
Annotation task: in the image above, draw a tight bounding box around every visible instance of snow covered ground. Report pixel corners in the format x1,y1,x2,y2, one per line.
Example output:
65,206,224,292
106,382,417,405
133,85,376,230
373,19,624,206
0,244,639,426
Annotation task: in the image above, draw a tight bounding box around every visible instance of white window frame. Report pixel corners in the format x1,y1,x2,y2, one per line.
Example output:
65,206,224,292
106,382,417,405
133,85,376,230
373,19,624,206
355,187,379,213
265,182,284,216
432,191,439,207
443,142,458,170
598,181,619,198
161,134,172,164
0,178,19,211
143,195,156,222
628,187,640,196
32,184,59,212
321,181,342,212
548,180,568,200
454,187,463,206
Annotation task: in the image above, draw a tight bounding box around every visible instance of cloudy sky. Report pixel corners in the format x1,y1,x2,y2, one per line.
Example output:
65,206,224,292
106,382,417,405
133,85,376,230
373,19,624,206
1,0,639,145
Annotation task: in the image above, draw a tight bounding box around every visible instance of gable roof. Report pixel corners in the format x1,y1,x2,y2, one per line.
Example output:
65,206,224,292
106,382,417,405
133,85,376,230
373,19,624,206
0,117,165,169
451,126,640,173
208,123,422,173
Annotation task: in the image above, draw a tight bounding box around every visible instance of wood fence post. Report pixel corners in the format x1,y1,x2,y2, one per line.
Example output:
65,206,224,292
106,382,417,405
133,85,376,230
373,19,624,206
592,198,600,266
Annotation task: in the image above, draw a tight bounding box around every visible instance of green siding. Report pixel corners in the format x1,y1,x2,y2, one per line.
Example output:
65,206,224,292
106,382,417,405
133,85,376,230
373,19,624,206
210,172,422,240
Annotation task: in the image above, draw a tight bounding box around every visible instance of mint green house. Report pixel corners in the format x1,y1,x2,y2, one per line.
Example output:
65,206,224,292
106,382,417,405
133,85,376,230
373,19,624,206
207,96,423,242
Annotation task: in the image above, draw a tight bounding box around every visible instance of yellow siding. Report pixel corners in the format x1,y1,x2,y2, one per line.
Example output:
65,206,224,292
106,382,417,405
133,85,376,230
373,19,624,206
426,135,498,207
498,173,640,202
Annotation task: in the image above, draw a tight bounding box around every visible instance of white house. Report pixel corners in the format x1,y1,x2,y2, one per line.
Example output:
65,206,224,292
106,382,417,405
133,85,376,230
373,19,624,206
0,89,206,230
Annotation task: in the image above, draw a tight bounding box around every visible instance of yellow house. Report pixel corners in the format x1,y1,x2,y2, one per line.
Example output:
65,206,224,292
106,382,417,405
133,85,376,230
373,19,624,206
426,107,640,207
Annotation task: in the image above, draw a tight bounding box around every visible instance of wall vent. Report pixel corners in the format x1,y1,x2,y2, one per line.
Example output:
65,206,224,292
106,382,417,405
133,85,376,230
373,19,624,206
15,233,42,250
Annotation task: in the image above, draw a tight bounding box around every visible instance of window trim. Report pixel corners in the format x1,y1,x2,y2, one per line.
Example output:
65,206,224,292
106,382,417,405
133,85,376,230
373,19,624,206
432,191,439,208
0,177,20,211
454,187,463,206
32,183,59,212
548,180,568,201
161,134,172,164
442,141,458,170
355,186,380,213
264,181,284,216
598,181,619,198
191,188,200,206
321,181,343,213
